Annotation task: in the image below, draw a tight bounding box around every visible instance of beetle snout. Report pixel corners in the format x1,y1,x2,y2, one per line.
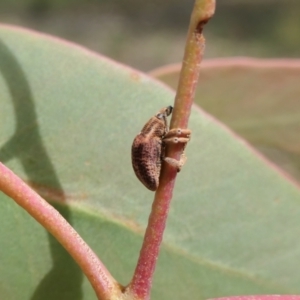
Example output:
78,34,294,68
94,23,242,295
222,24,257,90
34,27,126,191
165,106,173,116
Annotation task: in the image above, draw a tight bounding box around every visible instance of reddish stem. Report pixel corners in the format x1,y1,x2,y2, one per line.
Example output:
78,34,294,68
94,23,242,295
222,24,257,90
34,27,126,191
0,162,121,300
126,1,216,300
126,181,175,300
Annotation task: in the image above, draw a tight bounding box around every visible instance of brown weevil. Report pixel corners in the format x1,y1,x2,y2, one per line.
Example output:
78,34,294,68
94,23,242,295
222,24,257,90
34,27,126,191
131,106,191,191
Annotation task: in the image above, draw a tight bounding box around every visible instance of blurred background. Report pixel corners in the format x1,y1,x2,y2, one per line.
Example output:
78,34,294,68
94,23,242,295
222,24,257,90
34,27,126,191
1,0,299,71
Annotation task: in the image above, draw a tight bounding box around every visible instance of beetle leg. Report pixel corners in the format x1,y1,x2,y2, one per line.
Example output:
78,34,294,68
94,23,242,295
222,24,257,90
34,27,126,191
164,153,187,172
163,128,191,144
162,128,191,172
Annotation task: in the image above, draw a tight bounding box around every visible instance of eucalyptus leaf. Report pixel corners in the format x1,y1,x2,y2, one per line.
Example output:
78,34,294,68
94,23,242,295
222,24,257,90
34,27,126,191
1,26,300,300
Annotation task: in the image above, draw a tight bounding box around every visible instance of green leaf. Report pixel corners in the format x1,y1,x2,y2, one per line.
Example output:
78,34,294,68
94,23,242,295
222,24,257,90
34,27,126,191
150,58,300,183
1,26,300,300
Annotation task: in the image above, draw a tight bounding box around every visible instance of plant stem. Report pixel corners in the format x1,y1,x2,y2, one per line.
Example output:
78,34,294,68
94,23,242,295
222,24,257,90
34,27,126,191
125,1,215,300
0,162,122,300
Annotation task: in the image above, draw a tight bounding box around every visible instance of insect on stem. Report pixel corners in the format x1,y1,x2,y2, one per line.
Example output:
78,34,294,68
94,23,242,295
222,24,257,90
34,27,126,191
131,106,191,191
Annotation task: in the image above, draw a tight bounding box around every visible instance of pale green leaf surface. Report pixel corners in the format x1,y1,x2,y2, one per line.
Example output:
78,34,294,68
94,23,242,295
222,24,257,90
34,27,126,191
150,58,300,183
1,26,300,300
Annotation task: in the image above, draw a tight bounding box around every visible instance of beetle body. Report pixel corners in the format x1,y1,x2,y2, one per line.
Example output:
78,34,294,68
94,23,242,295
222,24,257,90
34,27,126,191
131,106,172,191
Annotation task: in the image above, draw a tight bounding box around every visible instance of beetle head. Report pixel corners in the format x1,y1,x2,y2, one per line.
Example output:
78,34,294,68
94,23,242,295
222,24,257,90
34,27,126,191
156,105,173,119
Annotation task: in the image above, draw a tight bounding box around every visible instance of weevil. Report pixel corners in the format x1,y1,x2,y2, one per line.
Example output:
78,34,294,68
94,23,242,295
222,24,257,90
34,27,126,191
131,106,191,191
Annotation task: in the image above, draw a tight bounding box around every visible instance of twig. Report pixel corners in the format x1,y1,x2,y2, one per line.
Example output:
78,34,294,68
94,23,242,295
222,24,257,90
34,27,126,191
125,1,216,300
